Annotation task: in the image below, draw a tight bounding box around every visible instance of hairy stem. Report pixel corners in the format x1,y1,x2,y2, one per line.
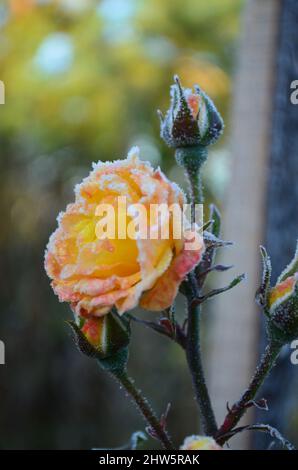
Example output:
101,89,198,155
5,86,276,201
186,273,218,436
178,145,217,436
216,341,282,445
113,369,175,450
186,168,203,212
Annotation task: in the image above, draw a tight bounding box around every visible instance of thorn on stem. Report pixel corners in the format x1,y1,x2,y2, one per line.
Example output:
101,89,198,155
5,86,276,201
157,109,164,122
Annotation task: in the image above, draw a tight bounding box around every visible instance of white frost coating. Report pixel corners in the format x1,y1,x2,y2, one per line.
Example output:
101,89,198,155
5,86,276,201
277,240,298,283
82,146,151,182
99,174,115,182
183,88,193,97
56,210,64,224
101,180,128,192
73,147,186,207
132,172,156,197
159,168,185,202
127,146,140,160
198,99,209,137
44,229,59,261
45,145,189,279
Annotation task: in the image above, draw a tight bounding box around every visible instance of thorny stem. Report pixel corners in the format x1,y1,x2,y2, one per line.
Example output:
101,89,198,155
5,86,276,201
186,272,218,437
216,340,282,445
179,146,217,437
112,369,175,450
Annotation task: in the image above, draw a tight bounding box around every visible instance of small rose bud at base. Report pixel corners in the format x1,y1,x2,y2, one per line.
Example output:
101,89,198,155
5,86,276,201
68,310,131,361
180,435,222,450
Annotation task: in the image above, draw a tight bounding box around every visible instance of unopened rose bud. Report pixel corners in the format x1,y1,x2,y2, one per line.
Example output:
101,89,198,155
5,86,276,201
268,243,298,343
68,310,130,361
180,435,222,450
159,76,223,150
268,273,298,343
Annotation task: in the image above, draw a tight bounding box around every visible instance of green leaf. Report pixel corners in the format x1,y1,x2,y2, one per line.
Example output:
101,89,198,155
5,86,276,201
202,219,214,232
203,231,232,248
220,423,295,451
199,273,246,303
209,204,221,237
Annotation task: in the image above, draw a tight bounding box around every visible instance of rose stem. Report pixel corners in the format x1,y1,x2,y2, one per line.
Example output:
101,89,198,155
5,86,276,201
186,272,218,437
112,369,175,450
216,340,282,445
180,146,218,437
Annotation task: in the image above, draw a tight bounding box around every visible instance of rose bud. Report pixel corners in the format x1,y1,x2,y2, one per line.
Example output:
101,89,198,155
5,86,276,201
180,435,222,450
68,311,130,361
268,243,298,343
159,75,224,150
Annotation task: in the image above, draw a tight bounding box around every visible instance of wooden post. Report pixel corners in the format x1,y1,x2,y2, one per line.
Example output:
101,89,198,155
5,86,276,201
254,0,298,449
207,0,280,449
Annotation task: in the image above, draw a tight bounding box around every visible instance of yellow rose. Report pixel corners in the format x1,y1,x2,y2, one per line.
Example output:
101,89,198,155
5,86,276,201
180,435,222,450
45,147,204,324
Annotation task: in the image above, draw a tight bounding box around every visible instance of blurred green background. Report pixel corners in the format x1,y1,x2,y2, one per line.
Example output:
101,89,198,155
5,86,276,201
0,0,242,449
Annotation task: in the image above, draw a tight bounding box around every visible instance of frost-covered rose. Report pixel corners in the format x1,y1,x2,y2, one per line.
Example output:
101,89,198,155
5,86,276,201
180,435,222,450
268,243,298,342
45,147,204,324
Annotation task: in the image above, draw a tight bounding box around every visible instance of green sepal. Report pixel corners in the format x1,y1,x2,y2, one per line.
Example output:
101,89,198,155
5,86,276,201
209,204,221,237
67,320,100,358
97,346,129,375
277,240,298,283
175,145,208,172
255,246,272,313
197,87,224,146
